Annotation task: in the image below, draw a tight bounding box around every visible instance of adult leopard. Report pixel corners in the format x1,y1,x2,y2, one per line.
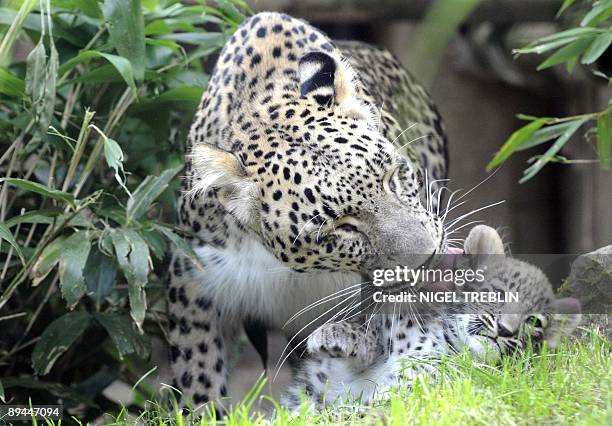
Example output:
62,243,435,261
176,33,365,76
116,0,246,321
168,11,448,406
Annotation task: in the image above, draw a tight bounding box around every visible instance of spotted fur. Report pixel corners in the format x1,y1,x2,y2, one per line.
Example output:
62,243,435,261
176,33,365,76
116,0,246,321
284,226,581,409
167,11,449,407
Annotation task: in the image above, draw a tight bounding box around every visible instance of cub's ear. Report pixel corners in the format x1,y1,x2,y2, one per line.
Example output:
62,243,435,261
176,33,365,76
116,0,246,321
463,225,505,269
189,144,257,225
545,297,581,348
464,225,505,255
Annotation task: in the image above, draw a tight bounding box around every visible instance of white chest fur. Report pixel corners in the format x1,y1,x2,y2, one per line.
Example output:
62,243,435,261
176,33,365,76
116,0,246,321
193,236,362,335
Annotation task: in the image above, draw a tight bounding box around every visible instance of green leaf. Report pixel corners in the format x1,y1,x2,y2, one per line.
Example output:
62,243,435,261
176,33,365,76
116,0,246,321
5,209,91,228
31,236,67,286
25,41,46,102
37,42,59,135
84,246,117,307
59,50,136,92
111,229,150,331
154,224,203,269
159,32,225,47
2,377,96,406
31,312,92,375
59,231,92,308
581,33,612,65
487,119,547,171
52,0,102,17
126,165,182,221
89,124,129,195
94,313,140,359
102,0,146,80
597,112,611,169
151,86,204,105
581,1,612,27
138,227,167,260
0,68,26,98
217,0,247,25
520,118,588,183
0,379,4,403
0,222,25,265
533,27,602,44
516,121,580,152
0,178,76,207
538,37,595,70
144,19,172,36
557,0,576,17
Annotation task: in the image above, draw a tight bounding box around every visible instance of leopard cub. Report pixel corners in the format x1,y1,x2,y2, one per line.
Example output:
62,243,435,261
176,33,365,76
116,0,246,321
284,225,581,409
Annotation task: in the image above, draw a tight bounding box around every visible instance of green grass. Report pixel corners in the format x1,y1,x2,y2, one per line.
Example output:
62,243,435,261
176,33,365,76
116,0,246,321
29,325,612,425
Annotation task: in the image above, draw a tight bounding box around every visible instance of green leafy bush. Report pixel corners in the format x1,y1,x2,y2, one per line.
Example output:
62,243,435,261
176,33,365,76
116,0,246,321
488,0,612,182
0,0,247,416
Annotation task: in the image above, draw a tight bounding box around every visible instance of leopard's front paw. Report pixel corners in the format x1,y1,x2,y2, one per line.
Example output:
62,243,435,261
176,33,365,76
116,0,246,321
306,323,358,358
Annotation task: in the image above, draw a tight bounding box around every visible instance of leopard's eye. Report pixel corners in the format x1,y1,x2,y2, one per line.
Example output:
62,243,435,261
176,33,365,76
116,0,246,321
335,223,359,233
416,169,424,189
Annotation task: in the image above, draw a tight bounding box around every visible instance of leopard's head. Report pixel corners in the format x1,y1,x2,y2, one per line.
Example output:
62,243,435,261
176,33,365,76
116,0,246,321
190,49,444,275
453,225,581,361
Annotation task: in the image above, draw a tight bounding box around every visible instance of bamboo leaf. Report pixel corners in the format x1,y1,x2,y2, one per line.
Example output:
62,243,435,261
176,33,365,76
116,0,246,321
520,118,588,183
0,68,26,98
126,165,182,221
516,121,580,152
25,41,46,103
153,224,203,269
581,1,612,27
31,236,67,286
90,125,129,195
84,246,117,307
31,312,92,375
530,27,601,45
59,50,136,92
159,32,225,47
581,33,612,65
59,231,92,309
557,0,576,17
102,0,146,80
111,229,150,331
0,222,25,264
597,112,611,169
0,178,76,206
538,37,595,70
94,313,140,359
487,119,547,171
37,42,59,135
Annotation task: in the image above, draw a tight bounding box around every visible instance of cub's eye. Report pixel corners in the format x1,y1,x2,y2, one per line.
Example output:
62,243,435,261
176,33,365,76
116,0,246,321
526,315,544,328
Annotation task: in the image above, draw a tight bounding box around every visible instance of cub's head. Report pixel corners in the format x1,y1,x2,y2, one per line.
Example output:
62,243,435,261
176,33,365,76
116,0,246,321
455,225,581,360
190,50,444,274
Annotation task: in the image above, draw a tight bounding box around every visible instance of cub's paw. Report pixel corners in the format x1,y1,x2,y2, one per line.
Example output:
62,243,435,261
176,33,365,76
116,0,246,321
306,323,359,358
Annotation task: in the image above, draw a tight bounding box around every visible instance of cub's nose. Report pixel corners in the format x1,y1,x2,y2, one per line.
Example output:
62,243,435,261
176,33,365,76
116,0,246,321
497,322,515,337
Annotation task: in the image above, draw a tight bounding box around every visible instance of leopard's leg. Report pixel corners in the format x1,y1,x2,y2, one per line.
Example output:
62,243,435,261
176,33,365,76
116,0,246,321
167,253,235,410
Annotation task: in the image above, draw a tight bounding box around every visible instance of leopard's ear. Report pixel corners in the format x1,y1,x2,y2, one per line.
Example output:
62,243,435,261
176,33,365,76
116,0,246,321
298,51,369,117
299,51,337,107
188,144,257,225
